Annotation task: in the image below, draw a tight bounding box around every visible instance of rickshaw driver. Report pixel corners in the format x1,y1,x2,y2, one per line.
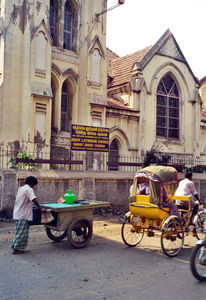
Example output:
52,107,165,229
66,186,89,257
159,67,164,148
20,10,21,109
175,172,202,224
161,191,182,222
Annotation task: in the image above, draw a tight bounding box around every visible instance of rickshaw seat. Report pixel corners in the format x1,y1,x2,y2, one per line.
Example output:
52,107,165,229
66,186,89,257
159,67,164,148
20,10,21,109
129,194,170,220
136,195,150,203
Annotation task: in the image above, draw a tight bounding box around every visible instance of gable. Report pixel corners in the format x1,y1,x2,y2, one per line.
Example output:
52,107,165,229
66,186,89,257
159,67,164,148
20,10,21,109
31,19,52,45
89,35,105,59
132,29,199,85
157,36,185,61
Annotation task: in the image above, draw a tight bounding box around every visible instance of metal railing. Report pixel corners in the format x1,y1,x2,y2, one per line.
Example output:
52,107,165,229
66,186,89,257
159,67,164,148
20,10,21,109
0,147,206,172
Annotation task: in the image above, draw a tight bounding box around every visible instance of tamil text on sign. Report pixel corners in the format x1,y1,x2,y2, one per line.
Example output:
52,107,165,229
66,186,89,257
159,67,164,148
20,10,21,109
71,124,109,152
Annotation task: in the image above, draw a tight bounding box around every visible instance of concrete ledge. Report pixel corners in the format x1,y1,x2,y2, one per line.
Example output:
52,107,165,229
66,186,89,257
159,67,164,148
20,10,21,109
0,169,135,218
1,169,206,218
16,169,136,179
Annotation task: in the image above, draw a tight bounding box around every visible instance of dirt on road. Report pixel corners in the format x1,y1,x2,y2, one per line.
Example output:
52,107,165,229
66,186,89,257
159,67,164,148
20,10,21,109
0,213,122,252
1,213,205,300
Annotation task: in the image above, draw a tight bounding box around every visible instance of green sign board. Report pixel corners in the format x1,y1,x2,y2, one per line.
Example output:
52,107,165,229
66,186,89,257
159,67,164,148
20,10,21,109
71,124,109,152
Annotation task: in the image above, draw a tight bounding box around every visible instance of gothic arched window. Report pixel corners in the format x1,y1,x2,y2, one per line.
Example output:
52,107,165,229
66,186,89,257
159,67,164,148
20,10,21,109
50,0,77,51
156,74,179,139
49,0,57,46
61,82,72,132
64,1,73,50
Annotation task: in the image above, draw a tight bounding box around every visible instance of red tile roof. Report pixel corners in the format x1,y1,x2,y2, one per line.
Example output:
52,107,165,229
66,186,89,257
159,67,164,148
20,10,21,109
106,48,119,61
200,76,206,85
107,48,119,78
107,46,152,88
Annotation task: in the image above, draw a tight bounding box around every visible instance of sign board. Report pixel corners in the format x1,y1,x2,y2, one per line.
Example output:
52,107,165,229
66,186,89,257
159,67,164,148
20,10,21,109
71,124,109,152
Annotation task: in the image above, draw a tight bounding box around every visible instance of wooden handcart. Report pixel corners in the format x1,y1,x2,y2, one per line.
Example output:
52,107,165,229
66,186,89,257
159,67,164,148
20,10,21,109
40,200,110,249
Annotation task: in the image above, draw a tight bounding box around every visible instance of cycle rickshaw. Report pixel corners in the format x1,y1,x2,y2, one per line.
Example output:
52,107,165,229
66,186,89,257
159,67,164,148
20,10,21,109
121,165,206,257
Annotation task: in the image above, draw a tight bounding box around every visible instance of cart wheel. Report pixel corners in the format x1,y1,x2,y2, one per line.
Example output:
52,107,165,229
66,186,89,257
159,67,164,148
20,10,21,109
67,217,93,248
190,243,206,281
46,227,67,242
121,219,144,247
161,219,184,257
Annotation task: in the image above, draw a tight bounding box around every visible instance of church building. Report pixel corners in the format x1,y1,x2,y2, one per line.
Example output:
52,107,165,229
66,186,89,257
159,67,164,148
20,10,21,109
0,1,205,170
107,29,206,166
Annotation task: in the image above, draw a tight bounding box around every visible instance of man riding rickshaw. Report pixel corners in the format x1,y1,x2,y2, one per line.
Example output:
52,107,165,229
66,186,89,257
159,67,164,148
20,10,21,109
122,165,206,257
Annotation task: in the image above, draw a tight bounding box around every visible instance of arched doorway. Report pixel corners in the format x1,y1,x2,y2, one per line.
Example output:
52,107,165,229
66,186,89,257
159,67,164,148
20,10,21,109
108,139,119,171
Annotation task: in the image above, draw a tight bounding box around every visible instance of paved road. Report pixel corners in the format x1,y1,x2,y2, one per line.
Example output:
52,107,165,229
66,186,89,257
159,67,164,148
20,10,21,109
0,216,206,300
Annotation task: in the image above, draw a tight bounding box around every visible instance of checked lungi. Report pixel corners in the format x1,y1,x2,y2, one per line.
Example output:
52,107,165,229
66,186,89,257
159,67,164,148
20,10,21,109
10,220,29,251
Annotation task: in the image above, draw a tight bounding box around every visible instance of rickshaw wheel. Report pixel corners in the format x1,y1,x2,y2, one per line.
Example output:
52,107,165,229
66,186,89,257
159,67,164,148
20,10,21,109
46,227,67,242
194,214,206,240
121,220,144,247
67,217,93,248
161,219,184,257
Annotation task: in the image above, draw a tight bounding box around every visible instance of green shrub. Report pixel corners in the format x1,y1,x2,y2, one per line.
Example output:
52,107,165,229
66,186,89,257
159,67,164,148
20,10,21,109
10,152,37,171
143,146,171,167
